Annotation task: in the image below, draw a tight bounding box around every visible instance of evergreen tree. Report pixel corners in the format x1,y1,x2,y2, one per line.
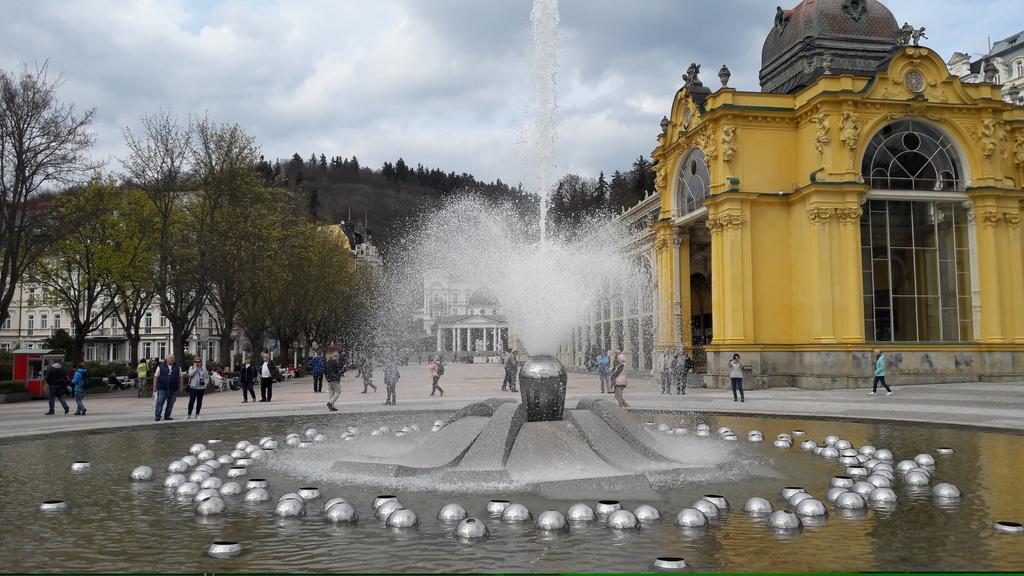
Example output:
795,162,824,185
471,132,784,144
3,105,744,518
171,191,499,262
319,153,327,170
395,158,409,182
594,171,609,211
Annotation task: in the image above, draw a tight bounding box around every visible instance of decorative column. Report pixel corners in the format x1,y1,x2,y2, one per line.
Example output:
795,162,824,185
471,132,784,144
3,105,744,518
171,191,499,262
675,229,692,349
436,327,442,352
806,206,837,342
1006,209,1024,342
707,210,751,343
836,206,866,341
654,226,676,350
973,199,1006,341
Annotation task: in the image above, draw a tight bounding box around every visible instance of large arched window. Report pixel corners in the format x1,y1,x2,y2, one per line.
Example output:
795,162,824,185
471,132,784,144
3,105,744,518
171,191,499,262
675,148,710,215
862,119,963,191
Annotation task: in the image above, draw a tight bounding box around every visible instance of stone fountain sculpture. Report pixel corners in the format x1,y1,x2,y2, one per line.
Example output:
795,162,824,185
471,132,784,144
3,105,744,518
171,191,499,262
518,355,567,422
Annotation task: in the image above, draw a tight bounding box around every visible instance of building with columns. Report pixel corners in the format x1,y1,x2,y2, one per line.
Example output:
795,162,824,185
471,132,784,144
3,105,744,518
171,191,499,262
418,268,510,355
650,0,1024,389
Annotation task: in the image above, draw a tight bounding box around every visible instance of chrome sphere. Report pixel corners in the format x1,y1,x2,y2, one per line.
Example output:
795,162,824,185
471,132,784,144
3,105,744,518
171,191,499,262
501,503,531,522
219,481,243,496
864,458,881,470
606,509,640,530
376,500,404,521
907,466,933,479
536,510,569,531
691,499,719,519
932,482,962,499
869,487,898,503
386,508,420,528
856,454,871,464
827,487,848,503
325,502,358,523
634,504,661,523
835,440,853,451
852,481,876,497
914,453,936,467
702,495,729,511
839,456,861,467
70,460,91,472
831,476,855,489
39,500,68,512
261,439,278,450
486,499,511,516
195,495,225,516
993,521,1023,534
823,435,840,446
776,433,793,442
780,487,806,500
904,470,931,486
201,477,223,490
233,456,252,467
717,426,733,436
656,423,670,433
286,436,302,446
936,447,954,455
788,492,814,507
566,503,596,523
454,517,489,539
873,462,895,474
721,433,738,441
189,443,206,455
195,464,216,474
246,479,268,490
773,439,792,449
846,466,869,478
298,487,320,500
207,540,241,559
313,434,327,442
235,440,251,450
747,430,764,441
303,427,318,440
163,473,187,488
374,495,399,510
181,455,199,467
673,508,708,527
188,472,211,484
795,498,828,517
175,481,200,498
196,449,215,462
834,491,867,510
695,423,710,433
230,449,248,459
695,428,711,438
243,444,257,454
207,438,222,444
867,475,892,489
226,466,247,478
437,503,468,522
321,497,347,514
813,446,824,455
800,440,818,451
274,498,306,517
872,469,896,481
595,500,622,517
859,445,877,456
430,424,443,433
377,425,391,433
840,448,858,458
369,429,384,437
874,448,894,462
279,492,303,503
203,459,221,470
767,510,802,530
243,488,270,503
217,455,235,465
130,466,154,481
820,447,840,459
742,497,773,515
167,460,189,474
298,442,312,448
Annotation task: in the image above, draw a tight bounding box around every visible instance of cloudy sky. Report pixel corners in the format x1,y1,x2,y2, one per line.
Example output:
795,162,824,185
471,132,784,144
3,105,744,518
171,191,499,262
0,0,1017,187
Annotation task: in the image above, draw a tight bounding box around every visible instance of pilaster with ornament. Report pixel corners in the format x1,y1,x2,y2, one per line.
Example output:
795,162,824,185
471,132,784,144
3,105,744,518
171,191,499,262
811,113,831,169
721,125,737,163
1006,209,1024,342
653,226,677,349
838,111,861,171
706,207,750,343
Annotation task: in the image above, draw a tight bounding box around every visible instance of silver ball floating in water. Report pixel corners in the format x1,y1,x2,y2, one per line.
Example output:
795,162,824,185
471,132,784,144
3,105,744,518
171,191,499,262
325,502,358,523
195,495,225,516
834,491,867,510
374,495,398,510
536,510,568,531
856,454,871,464
303,427,318,440
321,497,347,514
188,471,210,484
767,510,802,530
873,462,895,475
839,456,861,467
130,466,154,481
234,457,252,467
823,435,840,446
717,426,733,436
695,428,711,438
167,460,189,474
691,499,719,519
606,509,640,530
777,432,793,442
673,507,709,527
201,477,223,490
773,439,792,449
835,439,853,451
873,469,896,482
207,438,222,444
217,455,235,465
827,487,848,503
313,434,327,442
852,481,876,497
634,504,661,523
454,517,489,539
386,508,419,528
189,443,206,455
788,492,813,507
702,495,729,511
567,503,596,523
864,458,881,470
39,500,68,512
795,498,828,517
657,423,671,432
196,463,216,474
914,453,936,467
70,460,91,472
780,487,806,500
747,431,764,442
485,499,511,516
246,479,268,490
840,448,858,458
896,460,918,475
936,447,954,455
742,497,773,515
175,481,200,498
820,446,839,459
595,500,622,518
207,540,241,559
932,483,961,499
226,466,247,478
196,449,215,462
219,481,243,496
813,446,824,455
369,429,384,437
993,521,1023,534
260,439,278,450
831,476,855,489
163,473,187,488
437,503,468,522
859,445,877,456
501,503,532,522
874,448,894,462
867,475,892,489
192,488,218,503
721,433,738,441
181,455,199,467
376,500,404,521
846,466,869,479
903,470,931,486
297,487,320,501
243,488,270,503
652,557,688,572
907,466,933,479
230,449,247,459
274,498,306,517
235,440,251,450
869,487,898,503
394,431,408,438
800,440,818,451
286,436,302,446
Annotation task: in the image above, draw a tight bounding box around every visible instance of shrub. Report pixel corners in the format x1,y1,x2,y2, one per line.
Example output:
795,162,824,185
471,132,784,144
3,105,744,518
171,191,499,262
87,376,104,390
0,380,26,394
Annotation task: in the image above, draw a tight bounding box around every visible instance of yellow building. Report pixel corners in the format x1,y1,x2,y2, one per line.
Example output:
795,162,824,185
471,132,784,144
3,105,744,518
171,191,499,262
651,0,1024,389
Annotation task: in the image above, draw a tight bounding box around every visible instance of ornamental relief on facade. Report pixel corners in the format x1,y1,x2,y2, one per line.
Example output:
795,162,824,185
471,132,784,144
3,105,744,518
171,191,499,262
705,213,745,233
839,111,861,165
835,207,863,225
695,129,716,167
806,206,834,226
1013,137,1024,167
978,119,1007,158
1006,212,1023,229
980,211,1002,227
811,113,831,160
721,126,737,162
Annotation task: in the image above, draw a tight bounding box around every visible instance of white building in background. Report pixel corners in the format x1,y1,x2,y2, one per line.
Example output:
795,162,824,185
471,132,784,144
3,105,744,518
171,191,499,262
948,30,1024,104
416,268,510,354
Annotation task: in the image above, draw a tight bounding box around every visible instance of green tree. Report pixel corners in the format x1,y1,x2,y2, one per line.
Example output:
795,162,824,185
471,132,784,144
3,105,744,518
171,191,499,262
107,188,159,368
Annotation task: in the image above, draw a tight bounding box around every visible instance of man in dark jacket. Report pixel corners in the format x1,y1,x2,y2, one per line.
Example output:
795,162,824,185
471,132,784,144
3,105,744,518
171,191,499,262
153,353,182,421
239,353,257,403
258,349,280,402
43,360,70,415
308,352,326,393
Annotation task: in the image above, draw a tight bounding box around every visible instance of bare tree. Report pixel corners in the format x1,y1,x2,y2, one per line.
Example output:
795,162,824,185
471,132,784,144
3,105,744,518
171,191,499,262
0,62,96,329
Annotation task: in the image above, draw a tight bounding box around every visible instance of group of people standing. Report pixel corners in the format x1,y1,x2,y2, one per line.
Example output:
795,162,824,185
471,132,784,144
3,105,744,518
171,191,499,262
659,349,695,395
594,350,630,408
306,349,404,410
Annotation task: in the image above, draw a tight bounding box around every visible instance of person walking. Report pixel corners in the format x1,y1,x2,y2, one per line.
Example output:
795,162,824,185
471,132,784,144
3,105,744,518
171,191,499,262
309,351,326,393
384,358,400,405
70,362,88,415
258,350,280,402
596,350,611,394
239,353,257,403
153,353,181,421
186,357,208,420
660,351,672,395
611,351,629,408
359,357,377,393
675,348,692,395
729,353,745,402
503,349,518,392
870,349,893,396
43,360,70,415
428,355,444,396
136,357,149,393
324,351,342,412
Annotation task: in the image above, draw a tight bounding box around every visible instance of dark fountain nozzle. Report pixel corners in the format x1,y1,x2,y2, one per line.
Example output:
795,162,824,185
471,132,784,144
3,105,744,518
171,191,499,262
518,355,567,422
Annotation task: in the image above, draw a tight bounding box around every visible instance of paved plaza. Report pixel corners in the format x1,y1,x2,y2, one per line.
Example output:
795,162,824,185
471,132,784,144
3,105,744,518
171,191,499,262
2,362,1023,440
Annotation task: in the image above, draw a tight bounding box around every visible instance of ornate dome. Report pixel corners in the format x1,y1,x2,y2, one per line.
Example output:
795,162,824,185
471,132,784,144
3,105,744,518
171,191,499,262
760,0,899,94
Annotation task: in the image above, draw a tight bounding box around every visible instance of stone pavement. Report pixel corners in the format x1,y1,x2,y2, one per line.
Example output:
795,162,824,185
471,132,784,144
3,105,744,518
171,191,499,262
1,361,1022,440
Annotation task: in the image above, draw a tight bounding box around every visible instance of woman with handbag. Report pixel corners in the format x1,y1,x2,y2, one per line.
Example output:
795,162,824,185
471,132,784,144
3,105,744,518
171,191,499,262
611,351,629,408
186,357,209,419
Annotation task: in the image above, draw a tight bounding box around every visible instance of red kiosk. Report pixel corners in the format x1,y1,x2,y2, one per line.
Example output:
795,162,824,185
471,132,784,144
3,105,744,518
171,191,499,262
12,349,66,398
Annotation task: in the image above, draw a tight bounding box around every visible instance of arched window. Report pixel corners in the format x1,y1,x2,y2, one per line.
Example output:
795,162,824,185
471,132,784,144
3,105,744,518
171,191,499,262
675,148,710,215
1015,59,1024,78
861,119,963,191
